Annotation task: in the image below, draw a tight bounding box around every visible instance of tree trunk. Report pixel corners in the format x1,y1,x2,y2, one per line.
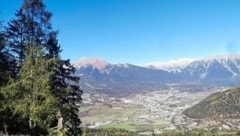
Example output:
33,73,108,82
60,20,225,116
29,117,33,129
57,117,63,130
57,110,63,130
4,119,8,135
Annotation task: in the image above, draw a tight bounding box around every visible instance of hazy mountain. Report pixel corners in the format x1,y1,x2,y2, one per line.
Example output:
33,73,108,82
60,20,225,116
146,58,195,73
74,57,109,70
74,58,181,95
181,54,240,85
183,87,240,119
74,54,240,94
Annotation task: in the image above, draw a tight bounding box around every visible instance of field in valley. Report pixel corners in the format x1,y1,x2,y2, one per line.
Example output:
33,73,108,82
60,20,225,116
80,102,170,132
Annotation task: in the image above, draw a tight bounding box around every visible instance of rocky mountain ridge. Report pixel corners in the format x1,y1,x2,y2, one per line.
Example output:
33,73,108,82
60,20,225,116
74,54,240,95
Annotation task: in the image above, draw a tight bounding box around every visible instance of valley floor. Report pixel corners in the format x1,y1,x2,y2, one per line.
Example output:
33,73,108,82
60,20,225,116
80,87,240,135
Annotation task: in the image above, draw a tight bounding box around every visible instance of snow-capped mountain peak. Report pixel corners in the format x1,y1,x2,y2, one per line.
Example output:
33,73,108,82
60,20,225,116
74,54,240,94
185,54,240,79
73,57,109,70
116,63,130,68
202,54,240,63
146,58,195,73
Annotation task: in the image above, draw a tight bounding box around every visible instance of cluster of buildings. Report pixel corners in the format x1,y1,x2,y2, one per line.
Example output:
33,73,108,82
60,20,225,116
125,90,210,132
80,88,240,134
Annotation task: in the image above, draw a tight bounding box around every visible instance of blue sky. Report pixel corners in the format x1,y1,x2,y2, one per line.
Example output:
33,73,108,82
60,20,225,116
1,0,240,65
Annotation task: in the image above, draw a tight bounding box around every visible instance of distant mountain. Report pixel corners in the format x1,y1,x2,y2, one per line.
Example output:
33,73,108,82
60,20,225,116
181,54,240,85
146,54,240,85
146,58,195,73
74,58,181,95
74,57,109,70
74,54,240,94
183,87,240,119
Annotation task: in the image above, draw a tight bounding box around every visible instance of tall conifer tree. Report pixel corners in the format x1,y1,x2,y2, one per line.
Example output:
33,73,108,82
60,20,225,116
9,45,57,135
3,0,82,135
5,0,52,65
0,19,28,135
0,21,10,86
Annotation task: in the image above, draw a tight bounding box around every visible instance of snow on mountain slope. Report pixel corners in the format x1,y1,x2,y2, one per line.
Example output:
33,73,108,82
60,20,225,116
183,54,240,80
73,57,109,70
73,57,178,95
146,58,195,73
73,54,240,94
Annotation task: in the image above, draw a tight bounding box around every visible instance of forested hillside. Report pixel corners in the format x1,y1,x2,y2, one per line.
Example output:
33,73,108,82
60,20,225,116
183,87,240,119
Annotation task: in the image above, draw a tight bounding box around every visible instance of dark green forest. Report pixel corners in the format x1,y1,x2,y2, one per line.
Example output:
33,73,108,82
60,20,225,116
0,0,82,135
183,87,240,119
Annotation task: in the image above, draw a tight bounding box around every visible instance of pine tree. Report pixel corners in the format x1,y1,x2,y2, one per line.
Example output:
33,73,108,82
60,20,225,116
0,19,8,134
4,0,82,135
0,19,31,135
5,0,53,74
1,45,57,135
50,59,82,135
0,19,15,135
0,21,13,86
10,45,58,135
46,30,82,135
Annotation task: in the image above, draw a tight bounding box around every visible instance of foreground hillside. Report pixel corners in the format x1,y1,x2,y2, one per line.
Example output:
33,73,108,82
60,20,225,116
183,87,240,119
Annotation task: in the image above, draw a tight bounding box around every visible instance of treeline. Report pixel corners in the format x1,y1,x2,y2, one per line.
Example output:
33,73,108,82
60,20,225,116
183,87,240,119
0,0,82,135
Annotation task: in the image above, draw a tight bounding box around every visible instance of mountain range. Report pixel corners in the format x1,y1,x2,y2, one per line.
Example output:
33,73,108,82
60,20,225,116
74,54,240,95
